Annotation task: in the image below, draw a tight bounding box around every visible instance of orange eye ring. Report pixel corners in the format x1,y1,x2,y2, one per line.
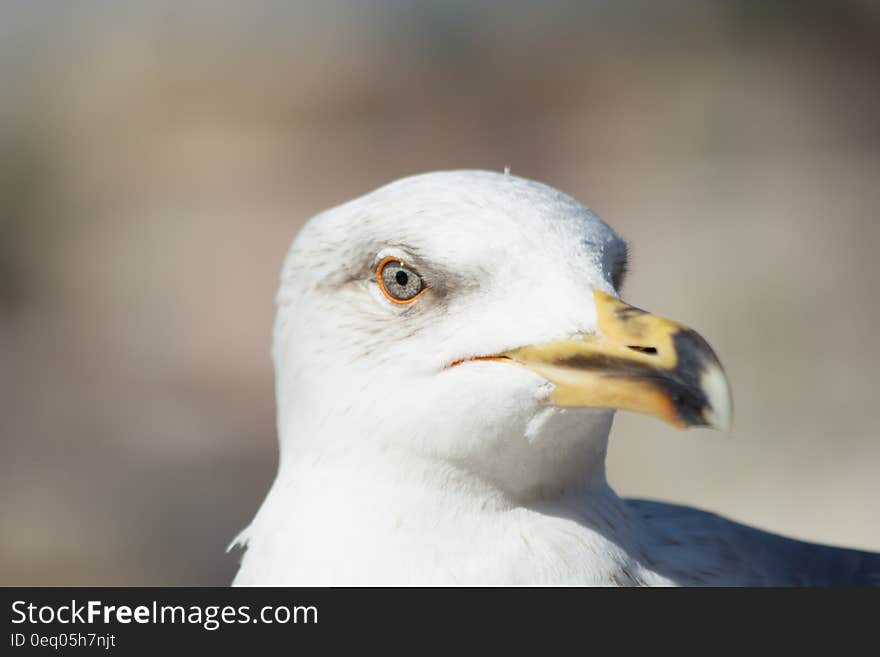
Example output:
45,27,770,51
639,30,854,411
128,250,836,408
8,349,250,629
376,256,427,305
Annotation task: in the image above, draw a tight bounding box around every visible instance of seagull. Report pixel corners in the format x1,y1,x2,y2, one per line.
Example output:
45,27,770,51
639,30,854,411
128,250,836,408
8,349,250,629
232,170,879,586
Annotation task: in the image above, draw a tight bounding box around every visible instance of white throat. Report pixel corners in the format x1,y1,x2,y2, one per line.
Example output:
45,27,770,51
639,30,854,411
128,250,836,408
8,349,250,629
232,394,655,585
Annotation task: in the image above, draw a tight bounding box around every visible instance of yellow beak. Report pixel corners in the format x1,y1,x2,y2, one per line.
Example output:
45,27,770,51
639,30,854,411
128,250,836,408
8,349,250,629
503,290,732,430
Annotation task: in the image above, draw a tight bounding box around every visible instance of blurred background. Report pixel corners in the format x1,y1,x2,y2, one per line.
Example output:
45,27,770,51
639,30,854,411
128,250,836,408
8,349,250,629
2,0,879,585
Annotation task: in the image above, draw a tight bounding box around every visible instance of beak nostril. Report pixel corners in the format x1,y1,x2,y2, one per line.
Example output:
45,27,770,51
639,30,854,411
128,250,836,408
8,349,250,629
627,345,658,355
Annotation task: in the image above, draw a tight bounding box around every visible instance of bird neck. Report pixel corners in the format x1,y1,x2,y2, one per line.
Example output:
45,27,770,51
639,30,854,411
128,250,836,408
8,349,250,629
232,403,655,585
240,438,644,585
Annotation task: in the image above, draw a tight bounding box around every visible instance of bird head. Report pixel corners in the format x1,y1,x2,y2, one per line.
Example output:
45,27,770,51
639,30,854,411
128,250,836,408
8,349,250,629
272,170,731,496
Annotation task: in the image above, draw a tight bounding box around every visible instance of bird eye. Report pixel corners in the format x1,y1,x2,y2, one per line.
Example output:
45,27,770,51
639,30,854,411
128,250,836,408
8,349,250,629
376,257,425,304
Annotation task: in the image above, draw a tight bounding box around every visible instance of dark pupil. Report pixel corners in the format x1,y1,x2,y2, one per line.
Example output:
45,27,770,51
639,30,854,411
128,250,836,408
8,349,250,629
395,270,409,287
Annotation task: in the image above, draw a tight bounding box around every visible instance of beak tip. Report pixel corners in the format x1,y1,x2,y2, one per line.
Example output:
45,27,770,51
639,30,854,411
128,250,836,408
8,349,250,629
700,364,733,432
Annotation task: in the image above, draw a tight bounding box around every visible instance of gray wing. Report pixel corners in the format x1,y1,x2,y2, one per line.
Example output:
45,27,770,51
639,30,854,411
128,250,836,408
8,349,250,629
627,498,880,586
